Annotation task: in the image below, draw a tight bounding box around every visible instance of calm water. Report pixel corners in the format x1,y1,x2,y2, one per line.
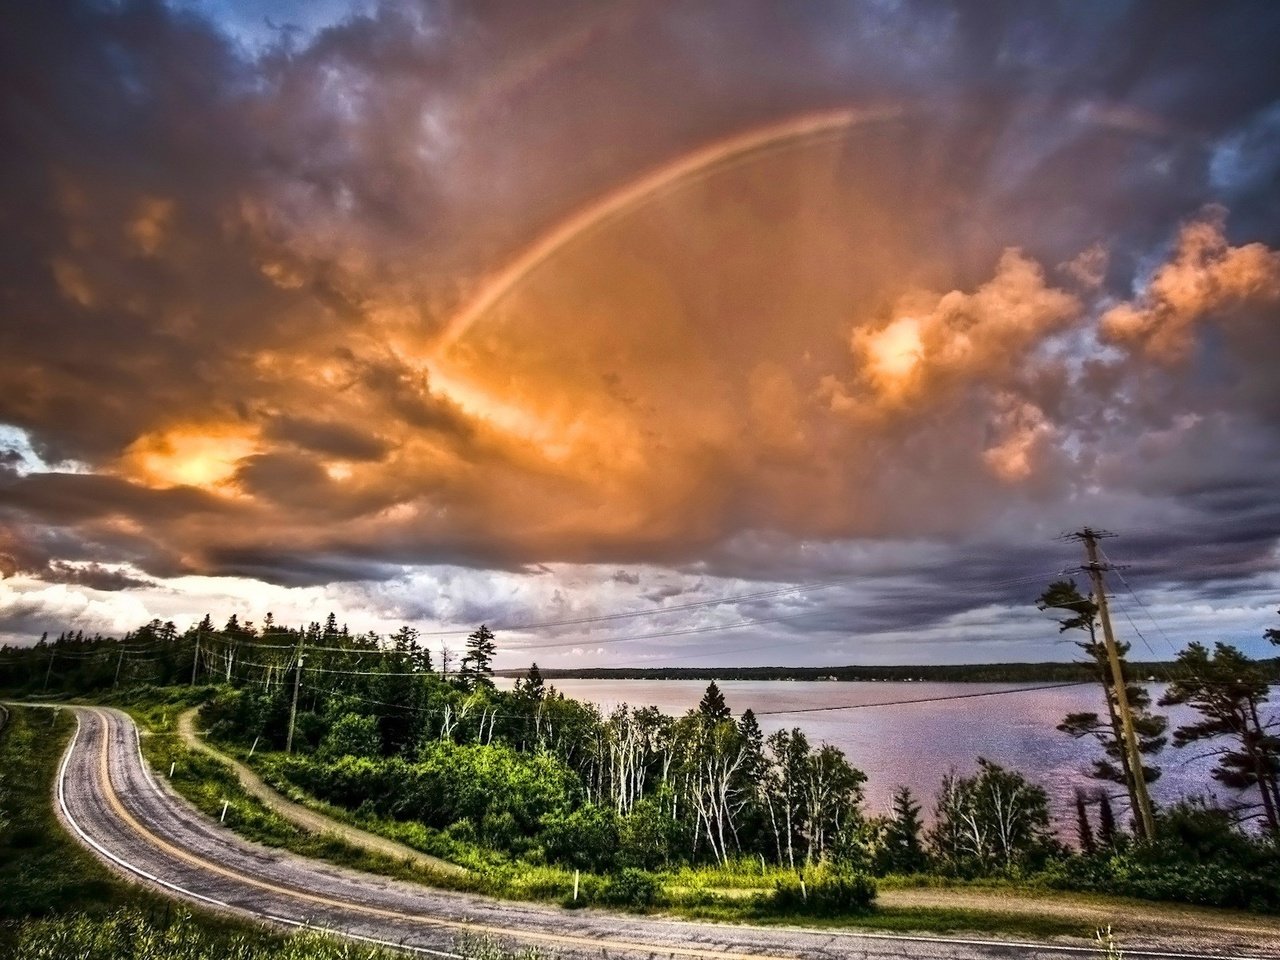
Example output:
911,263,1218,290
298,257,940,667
499,678,1226,831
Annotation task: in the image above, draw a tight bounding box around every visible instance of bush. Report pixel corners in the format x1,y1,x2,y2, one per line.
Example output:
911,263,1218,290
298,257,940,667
540,804,620,871
601,868,663,908
1041,800,1280,912
768,871,877,915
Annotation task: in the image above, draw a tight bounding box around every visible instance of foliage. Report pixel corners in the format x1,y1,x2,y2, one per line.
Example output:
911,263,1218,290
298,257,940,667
540,803,620,871
928,759,1056,876
876,786,928,874
459,625,497,691
767,871,877,915
1038,579,1166,825
697,681,730,724
1159,642,1280,834
600,868,663,908
319,713,380,759
1042,799,1280,911
265,741,582,846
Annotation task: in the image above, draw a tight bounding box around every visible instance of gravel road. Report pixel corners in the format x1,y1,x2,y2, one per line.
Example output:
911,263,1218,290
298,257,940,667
46,705,1280,960
174,707,463,875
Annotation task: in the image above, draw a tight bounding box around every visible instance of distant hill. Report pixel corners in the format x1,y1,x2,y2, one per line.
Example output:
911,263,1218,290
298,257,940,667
495,658,1280,683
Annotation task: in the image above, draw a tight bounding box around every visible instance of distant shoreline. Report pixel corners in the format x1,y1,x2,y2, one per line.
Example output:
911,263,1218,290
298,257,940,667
495,658,1280,683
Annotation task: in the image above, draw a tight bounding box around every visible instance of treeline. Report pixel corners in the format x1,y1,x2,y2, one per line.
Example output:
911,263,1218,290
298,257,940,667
4,609,1280,913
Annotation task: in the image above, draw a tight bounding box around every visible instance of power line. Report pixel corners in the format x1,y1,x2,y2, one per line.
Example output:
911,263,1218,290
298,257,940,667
1099,545,1181,657
753,680,1092,716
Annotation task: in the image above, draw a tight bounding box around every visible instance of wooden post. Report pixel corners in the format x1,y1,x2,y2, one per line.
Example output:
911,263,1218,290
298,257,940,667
285,640,305,755
1078,528,1157,841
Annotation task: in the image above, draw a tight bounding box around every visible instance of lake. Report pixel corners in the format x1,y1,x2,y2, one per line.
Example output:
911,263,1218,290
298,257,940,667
499,677,1228,832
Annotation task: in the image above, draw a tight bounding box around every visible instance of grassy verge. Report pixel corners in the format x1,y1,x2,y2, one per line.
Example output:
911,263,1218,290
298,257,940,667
125,698,486,894
0,704,541,958
110,689,1100,940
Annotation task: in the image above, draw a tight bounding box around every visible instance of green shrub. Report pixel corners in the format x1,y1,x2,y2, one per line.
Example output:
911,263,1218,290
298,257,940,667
540,803,620,871
768,871,877,915
601,868,663,908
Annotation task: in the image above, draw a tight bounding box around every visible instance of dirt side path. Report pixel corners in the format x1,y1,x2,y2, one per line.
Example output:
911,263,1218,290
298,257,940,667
174,707,465,876
878,885,1280,944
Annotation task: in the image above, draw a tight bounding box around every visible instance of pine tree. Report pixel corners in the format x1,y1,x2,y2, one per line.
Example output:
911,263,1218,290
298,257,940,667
879,786,927,873
518,662,546,700
1075,789,1096,854
698,680,731,724
1097,791,1117,847
1038,579,1166,832
458,624,497,690
1160,642,1280,834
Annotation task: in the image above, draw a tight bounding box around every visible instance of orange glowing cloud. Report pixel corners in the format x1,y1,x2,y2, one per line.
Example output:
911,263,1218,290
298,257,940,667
121,425,258,491
843,249,1080,412
1100,207,1280,363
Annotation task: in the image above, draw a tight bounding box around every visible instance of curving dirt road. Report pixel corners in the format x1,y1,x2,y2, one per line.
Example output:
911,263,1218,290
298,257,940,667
45,705,1280,960
174,707,463,876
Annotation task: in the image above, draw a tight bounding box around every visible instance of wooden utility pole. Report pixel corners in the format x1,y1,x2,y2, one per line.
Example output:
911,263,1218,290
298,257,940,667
285,638,305,755
1073,528,1157,841
190,631,202,686
113,648,124,689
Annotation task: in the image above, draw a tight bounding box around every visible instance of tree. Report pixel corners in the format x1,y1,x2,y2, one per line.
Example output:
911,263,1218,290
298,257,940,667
1159,642,1280,834
320,713,380,759
698,681,731,724
516,662,545,701
1038,579,1166,831
1266,609,1280,647
458,625,497,691
1074,789,1096,854
878,786,928,874
929,759,1054,875
1097,790,1117,847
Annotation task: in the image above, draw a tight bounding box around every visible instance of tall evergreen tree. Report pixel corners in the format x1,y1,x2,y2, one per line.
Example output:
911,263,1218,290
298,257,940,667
698,680,731,724
458,624,497,690
1159,642,1280,834
516,661,546,700
1097,791,1117,847
1074,789,1096,854
879,786,927,873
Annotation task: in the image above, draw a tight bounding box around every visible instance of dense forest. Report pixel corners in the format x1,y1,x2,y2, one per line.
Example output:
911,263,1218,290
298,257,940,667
4,599,1280,915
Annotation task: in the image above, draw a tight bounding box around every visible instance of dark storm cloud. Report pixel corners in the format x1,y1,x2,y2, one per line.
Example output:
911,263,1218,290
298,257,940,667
262,415,392,461
0,0,1278,659
43,561,154,591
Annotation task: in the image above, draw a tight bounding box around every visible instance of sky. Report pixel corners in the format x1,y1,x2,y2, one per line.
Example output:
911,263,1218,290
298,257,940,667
2,0,1280,667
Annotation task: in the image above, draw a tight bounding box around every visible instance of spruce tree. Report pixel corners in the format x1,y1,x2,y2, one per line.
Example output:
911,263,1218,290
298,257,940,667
1075,789,1096,854
458,624,497,690
698,680,731,724
520,661,545,700
880,786,927,873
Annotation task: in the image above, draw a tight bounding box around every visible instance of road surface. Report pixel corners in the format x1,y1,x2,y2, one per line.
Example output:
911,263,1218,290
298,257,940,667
46,705,1280,960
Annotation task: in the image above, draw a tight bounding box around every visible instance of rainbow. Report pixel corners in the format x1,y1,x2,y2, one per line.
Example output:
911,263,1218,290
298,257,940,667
433,105,900,355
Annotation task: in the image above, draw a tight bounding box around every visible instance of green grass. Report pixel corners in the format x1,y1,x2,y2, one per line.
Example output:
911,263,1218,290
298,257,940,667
11,687,1125,942
126,703,487,893
130,695,1105,939
0,703,546,959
